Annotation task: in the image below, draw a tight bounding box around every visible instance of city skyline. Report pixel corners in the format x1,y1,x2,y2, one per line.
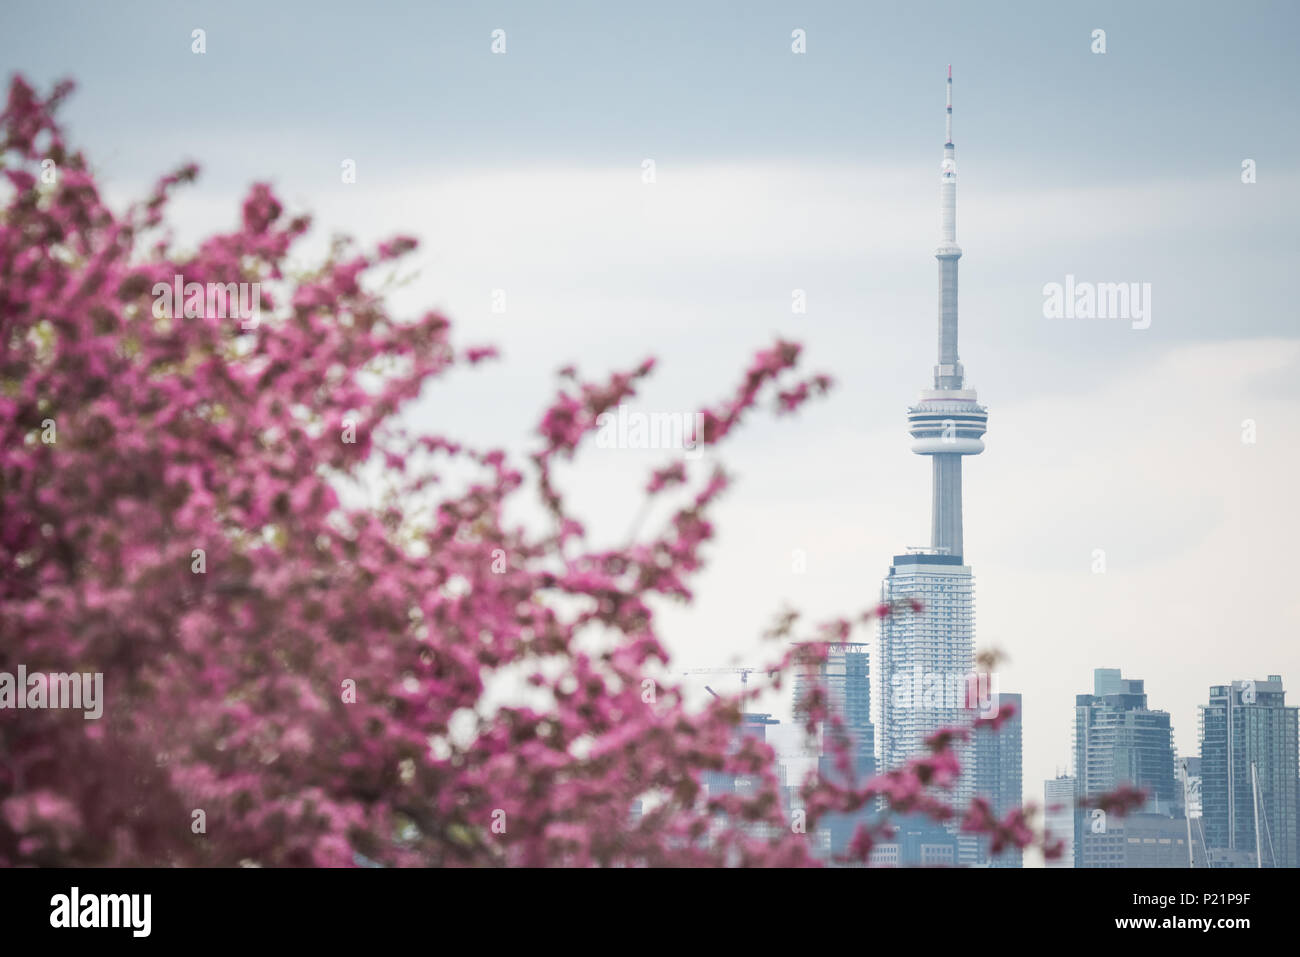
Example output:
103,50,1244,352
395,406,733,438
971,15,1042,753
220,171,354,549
719,63,1296,867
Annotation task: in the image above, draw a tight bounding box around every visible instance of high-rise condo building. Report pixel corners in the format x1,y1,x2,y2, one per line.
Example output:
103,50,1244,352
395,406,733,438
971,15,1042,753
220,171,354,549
1072,668,1177,864
1199,676,1298,868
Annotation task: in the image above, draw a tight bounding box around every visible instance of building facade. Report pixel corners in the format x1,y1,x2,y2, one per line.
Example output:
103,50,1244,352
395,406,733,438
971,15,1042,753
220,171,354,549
1078,813,1201,868
869,816,958,867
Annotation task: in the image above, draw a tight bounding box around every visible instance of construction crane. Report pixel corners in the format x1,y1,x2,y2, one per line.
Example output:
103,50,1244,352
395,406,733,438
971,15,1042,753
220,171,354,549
680,667,771,699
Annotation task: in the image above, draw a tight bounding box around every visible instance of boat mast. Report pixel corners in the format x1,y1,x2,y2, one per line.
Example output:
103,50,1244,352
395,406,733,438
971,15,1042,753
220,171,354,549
1251,762,1263,867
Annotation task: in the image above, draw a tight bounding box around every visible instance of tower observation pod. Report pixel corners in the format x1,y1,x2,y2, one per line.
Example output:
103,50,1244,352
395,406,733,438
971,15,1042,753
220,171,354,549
906,66,988,561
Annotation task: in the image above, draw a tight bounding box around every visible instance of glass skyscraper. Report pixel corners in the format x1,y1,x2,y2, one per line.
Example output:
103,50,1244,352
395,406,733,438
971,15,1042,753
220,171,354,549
1199,676,1298,867
794,641,875,862
1072,668,1176,863
973,691,1022,866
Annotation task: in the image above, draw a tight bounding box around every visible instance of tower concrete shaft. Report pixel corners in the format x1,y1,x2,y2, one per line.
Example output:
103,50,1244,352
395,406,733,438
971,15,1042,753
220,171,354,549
932,454,964,560
906,66,987,561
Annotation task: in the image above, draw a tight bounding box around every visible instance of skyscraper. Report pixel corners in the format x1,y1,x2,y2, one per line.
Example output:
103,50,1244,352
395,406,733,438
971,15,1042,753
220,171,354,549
793,642,875,862
1073,668,1177,863
878,68,992,868
701,711,784,846
973,691,1022,866
1043,775,1076,868
1199,676,1299,868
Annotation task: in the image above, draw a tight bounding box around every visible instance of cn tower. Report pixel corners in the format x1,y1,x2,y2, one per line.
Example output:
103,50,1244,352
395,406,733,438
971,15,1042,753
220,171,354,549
879,68,998,866
905,65,988,560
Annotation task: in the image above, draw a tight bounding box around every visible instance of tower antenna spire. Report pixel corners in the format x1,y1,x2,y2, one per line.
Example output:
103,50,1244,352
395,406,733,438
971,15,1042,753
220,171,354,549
945,65,953,147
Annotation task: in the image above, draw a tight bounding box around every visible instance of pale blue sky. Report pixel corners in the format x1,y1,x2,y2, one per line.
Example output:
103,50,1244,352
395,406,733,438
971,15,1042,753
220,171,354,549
4,0,1297,178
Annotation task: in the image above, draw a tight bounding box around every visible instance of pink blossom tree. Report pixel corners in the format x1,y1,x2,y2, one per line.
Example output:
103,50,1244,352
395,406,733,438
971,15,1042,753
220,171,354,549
1,76,1092,867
